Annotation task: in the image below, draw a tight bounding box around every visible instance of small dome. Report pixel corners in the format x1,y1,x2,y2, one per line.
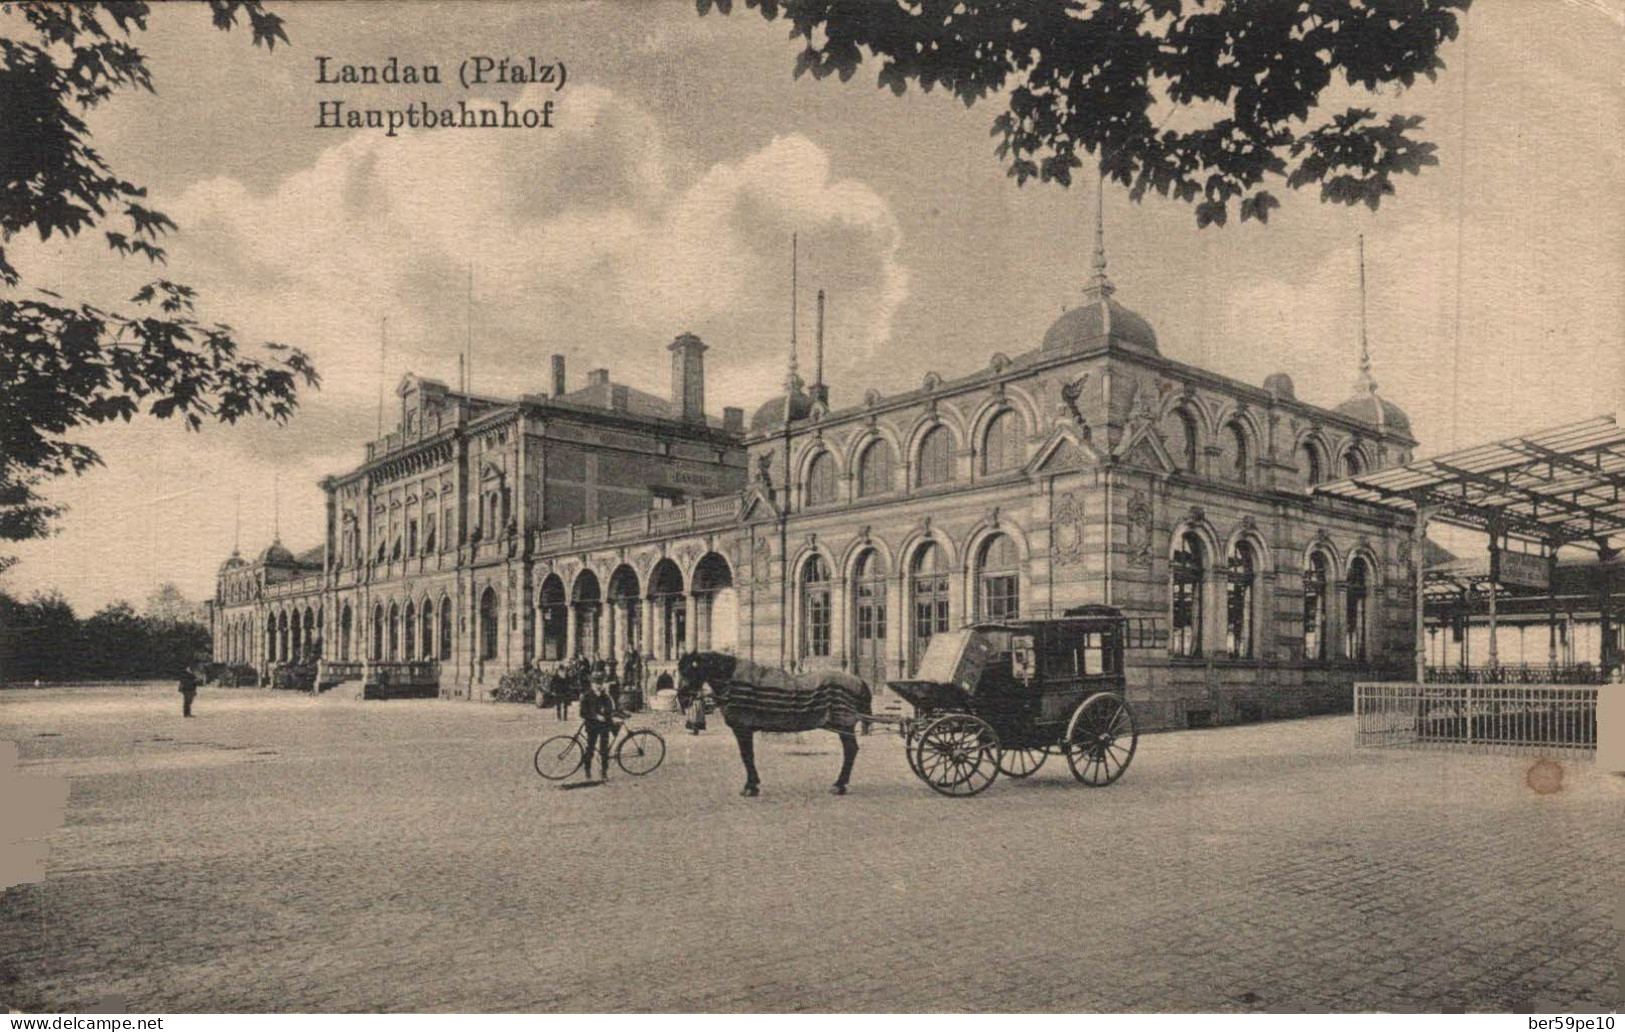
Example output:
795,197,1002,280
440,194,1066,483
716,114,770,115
1041,296,1158,355
1263,373,1296,400
218,551,247,574
1335,394,1411,434
257,541,297,566
748,389,814,434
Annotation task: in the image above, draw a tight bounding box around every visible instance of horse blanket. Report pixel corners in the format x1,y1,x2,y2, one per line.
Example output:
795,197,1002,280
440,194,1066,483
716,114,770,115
712,659,871,733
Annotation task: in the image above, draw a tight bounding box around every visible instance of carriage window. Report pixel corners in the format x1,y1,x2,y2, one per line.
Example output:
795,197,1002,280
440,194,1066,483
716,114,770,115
1011,635,1036,681
1080,631,1109,676
1041,635,1078,677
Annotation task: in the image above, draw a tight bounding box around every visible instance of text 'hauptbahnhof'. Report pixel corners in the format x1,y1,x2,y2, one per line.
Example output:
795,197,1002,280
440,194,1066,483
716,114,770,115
209,225,1429,729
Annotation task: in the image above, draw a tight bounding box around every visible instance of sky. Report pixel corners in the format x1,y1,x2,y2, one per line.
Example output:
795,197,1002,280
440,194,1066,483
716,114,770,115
5,0,1623,615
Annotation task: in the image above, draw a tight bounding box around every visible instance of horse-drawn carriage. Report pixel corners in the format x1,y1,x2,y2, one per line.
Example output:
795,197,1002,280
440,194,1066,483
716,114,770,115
883,605,1152,796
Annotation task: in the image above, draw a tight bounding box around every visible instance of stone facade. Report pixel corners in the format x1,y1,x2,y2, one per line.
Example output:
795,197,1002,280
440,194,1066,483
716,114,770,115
212,267,1418,728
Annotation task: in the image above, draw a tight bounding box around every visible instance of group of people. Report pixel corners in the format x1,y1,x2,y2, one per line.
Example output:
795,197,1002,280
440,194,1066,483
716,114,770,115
543,651,644,722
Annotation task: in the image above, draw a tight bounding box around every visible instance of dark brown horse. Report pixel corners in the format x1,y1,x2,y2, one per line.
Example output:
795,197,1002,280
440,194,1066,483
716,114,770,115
676,652,872,797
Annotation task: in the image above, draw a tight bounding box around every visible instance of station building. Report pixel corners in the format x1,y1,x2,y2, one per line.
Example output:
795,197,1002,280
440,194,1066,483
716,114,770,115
211,226,1420,729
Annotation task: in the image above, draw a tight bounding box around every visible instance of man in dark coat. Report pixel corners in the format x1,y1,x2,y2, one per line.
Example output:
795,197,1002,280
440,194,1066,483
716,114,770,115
580,676,617,780
178,665,199,718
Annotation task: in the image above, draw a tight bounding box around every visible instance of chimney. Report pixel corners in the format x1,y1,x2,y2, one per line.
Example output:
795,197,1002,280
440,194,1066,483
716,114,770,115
587,368,610,388
610,384,629,413
668,332,708,424
551,354,566,396
723,407,744,434
811,288,829,407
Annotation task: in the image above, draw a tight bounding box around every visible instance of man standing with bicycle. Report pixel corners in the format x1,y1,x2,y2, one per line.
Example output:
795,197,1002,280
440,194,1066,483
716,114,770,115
581,674,617,781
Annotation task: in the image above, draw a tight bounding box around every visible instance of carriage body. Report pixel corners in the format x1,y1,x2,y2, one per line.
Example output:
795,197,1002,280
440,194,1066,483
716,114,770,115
887,605,1150,795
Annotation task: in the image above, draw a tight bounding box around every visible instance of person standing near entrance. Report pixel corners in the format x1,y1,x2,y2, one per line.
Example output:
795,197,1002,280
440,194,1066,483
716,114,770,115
580,675,617,780
178,664,199,718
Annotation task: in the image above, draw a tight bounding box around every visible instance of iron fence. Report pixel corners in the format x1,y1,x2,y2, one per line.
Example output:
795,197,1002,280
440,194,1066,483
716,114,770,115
1356,682,1599,757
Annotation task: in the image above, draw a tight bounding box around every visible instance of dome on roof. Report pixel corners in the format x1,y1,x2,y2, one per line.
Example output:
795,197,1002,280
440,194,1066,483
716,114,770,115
1263,373,1296,400
219,550,247,574
749,388,814,434
257,541,297,566
1335,393,1411,434
1041,295,1159,355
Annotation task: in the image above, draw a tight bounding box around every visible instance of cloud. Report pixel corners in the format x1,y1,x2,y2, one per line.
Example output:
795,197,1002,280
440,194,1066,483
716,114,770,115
5,84,909,611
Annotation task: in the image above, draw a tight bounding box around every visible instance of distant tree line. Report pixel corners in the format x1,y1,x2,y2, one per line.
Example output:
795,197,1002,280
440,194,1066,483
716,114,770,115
0,583,209,684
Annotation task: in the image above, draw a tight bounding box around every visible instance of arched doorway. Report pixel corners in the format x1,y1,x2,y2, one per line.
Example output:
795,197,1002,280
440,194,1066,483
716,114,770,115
372,603,384,661
538,575,567,660
852,548,888,682
403,601,417,660
800,554,833,661
910,542,951,673
648,558,685,660
438,596,452,661
692,553,735,652
572,571,601,658
388,602,401,660
340,603,353,662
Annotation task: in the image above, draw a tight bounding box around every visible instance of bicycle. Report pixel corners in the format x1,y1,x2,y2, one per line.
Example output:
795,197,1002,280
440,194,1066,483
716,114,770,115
533,713,666,780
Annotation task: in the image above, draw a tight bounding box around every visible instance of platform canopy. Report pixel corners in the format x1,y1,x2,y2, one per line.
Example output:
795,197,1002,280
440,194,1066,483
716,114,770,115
1314,414,1625,552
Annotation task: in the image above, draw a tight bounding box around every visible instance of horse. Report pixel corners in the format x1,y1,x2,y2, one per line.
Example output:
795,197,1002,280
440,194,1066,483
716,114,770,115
676,651,873,797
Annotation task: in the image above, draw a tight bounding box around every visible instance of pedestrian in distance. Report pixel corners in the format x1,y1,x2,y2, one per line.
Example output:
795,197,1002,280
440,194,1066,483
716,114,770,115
178,663,200,718
551,669,572,722
580,674,618,781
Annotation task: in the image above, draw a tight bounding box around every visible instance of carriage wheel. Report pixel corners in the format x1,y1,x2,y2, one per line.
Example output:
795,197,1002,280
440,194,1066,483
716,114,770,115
1063,692,1138,787
903,719,926,779
913,715,1001,797
533,735,585,780
996,746,1048,779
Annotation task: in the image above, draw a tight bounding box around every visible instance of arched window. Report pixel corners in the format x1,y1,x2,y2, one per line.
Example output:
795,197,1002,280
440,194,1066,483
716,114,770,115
1171,532,1205,657
857,441,893,497
609,565,643,655
805,451,837,507
403,601,416,660
438,598,453,661
423,515,437,555
1301,441,1325,487
910,542,951,671
852,549,888,682
1225,540,1256,659
801,555,832,659
976,533,1020,620
1303,551,1329,661
916,425,953,487
1227,422,1249,484
981,409,1021,475
539,576,567,661
479,588,499,661
371,604,384,661
1345,556,1370,661
1343,447,1365,478
1178,410,1200,473
388,602,400,660
419,600,434,663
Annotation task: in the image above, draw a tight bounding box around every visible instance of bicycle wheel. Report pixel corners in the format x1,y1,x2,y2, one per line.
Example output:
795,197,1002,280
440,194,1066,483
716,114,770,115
616,729,666,776
534,735,586,780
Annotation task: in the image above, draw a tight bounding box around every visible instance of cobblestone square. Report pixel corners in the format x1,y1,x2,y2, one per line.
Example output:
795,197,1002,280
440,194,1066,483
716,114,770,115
2,685,1619,1013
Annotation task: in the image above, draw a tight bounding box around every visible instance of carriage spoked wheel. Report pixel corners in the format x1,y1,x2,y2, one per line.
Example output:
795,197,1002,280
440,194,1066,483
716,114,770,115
913,714,1001,797
995,745,1049,779
533,735,586,780
1063,692,1138,787
903,719,926,779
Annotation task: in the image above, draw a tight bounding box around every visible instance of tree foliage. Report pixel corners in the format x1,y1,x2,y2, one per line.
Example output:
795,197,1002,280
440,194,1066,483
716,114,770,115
0,586,209,682
697,0,1466,226
0,1,316,565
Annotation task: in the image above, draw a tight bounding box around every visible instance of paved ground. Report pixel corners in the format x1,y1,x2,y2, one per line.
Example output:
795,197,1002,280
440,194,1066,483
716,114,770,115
1,684,1619,1013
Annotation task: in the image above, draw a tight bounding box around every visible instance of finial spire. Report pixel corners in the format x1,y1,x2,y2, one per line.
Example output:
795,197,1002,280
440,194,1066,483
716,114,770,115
1355,235,1378,396
272,473,281,545
813,288,827,404
232,488,241,557
785,232,803,396
1085,164,1115,300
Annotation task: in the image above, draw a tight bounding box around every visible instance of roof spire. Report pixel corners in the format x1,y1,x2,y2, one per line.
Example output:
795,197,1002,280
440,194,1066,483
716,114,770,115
1355,234,1378,397
272,473,281,545
785,232,803,396
232,488,241,557
812,288,828,406
1084,163,1115,301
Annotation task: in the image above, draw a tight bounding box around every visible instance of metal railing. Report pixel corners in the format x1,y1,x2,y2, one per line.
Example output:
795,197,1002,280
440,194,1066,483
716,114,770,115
1355,682,1599,757
1424,664,1610,685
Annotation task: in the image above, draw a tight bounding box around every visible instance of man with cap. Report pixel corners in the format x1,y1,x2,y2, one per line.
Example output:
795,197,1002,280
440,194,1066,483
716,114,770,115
580,670,617,781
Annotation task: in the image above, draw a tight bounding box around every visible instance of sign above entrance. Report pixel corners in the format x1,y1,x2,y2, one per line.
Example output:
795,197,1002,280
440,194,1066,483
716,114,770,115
1496,550,1549,591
